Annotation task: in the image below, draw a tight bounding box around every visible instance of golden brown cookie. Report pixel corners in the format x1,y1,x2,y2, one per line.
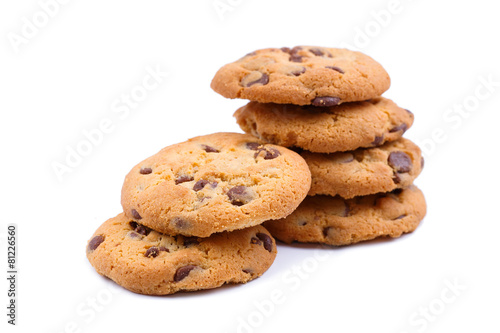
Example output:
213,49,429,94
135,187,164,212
211,46,390,105
234,97,413,153
121,132,311,237
264,186,426,246
86,213,277,295
304,138,423,198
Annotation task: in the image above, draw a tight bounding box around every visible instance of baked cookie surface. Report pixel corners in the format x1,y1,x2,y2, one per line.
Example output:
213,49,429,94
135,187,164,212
264,186,426,246
304,138,423,198
234,97,413,153
86,213,277,295
211,46,390,105
121,132,311,237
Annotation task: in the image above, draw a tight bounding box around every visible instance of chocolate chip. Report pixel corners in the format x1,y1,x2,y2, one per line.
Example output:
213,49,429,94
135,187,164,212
246,142,261,150
289,54,304,62
298,220,307,226
127,231,142,239
88,235,105,251
129,221,150,235
159,246,169,252
290,46,302,53
172,217,191,230
405,109,413,115
201,144,219,153
145,247,160,258
242,72,269,87
389,123,408,133
421,157,425,169
325,66,345,74
291,67,306,76
388,152,412,173
139,167,152,174
309,48,324,56
175,175,194,185
280,47,291,53
183,237,199,247
135,224,151,236
227,186,254,206
323,227,332,238
255,147,280,160
242,268,253,274
371,135,385,146
393,215,406,220
256,233,273,252
193,179,210,191
174,265,197,282
312,96,341,107
245,51,257,57
131,209,142,220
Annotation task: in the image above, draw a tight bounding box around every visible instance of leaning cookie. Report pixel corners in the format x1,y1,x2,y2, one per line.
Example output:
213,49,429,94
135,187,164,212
234,97,413,153
121,132,311,237
304,138,423,199
211,46,390,105
263,186,426,246
86,213,277,295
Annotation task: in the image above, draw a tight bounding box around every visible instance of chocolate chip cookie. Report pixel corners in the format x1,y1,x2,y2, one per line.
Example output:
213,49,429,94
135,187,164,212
304,138,423,198
86,213,277,295
264,186,426,246
211,46,390,105
121,132,311,237
234,97,413,153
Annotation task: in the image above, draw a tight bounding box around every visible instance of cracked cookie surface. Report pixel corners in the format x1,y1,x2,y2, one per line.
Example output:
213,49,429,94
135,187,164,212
263,186,426,246
211,46,390,105
86,213,277,295
121,132,311,237
304,138,423,198
234,97,413,153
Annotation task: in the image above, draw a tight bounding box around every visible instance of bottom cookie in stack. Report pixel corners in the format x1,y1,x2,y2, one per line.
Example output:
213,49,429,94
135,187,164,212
87,213,277,295
263,185,426,246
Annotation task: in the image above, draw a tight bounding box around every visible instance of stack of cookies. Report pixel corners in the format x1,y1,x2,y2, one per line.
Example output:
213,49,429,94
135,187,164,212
211,46,426,246
87,46,427,296
86,132,311,295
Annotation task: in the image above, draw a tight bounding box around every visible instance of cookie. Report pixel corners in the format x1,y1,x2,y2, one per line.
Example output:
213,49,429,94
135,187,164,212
211,46,390,105
121,132,311,237
234,97,413,153
263,186,426,246
304,138,423,198
86,213,277,295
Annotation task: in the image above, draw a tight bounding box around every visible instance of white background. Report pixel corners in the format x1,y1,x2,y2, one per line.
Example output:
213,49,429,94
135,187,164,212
1,0,499,332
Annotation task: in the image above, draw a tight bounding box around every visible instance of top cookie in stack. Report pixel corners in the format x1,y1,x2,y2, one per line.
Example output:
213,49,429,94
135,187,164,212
211,46,426,246
211,46,390,106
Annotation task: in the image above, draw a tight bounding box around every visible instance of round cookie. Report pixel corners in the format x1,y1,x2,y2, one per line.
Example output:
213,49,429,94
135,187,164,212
234,97,414,153
211,46,390,105
86,213,277,295
263,186,426,246
121,132,311,237
304,138,423,199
